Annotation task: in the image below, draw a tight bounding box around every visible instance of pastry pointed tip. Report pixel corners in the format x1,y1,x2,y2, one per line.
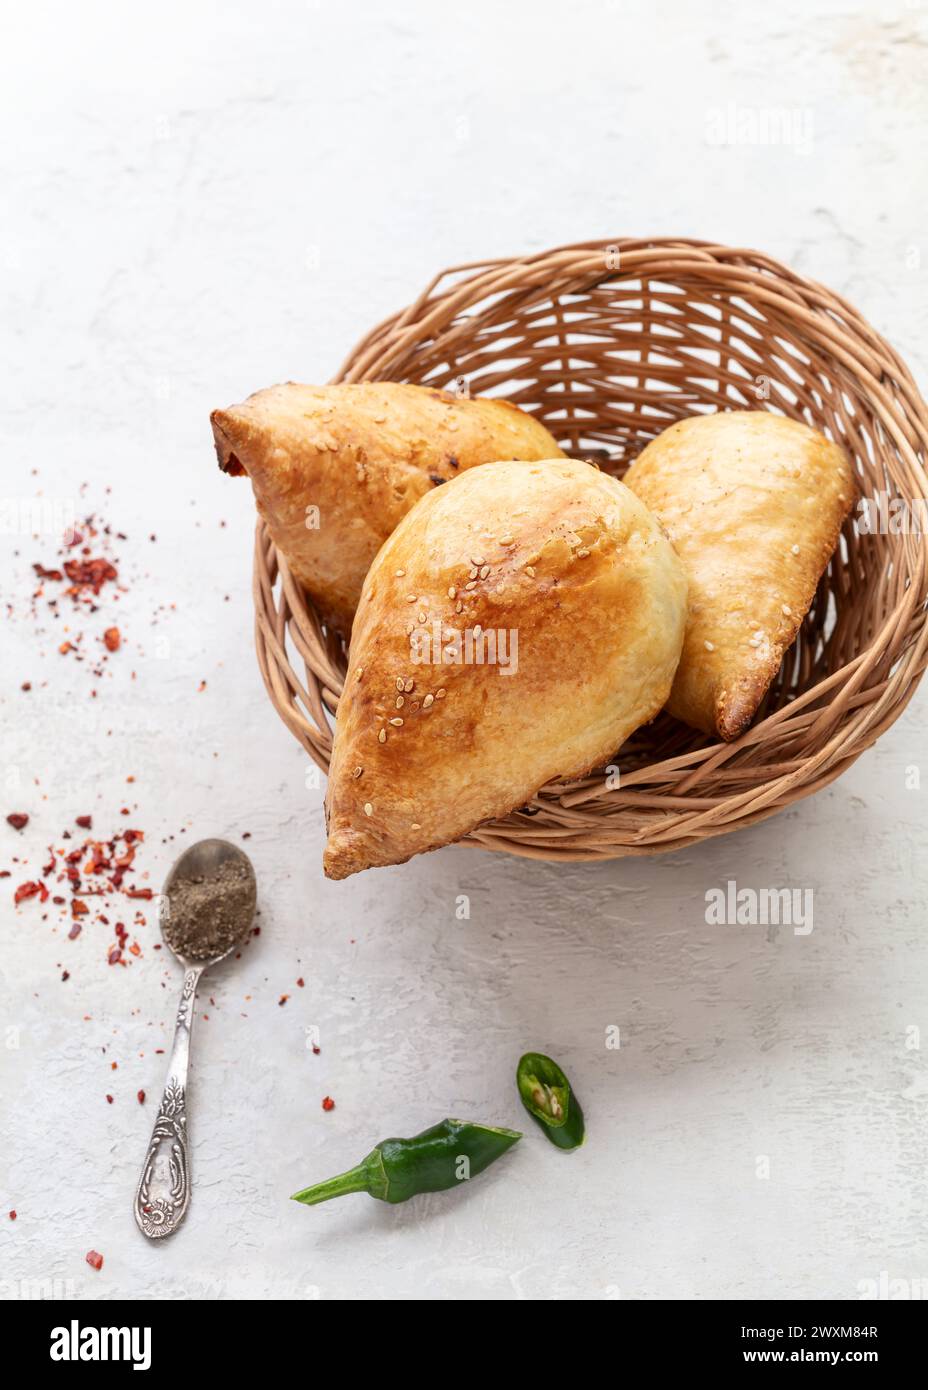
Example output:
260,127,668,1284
210,406,250,475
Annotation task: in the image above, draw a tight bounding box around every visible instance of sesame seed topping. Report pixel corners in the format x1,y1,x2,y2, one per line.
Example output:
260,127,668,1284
526,566,536,577
390,717,404,726
364,802,373,816
455,602,463,613
410,700,420,710
423,694,434,708
473,624,483,637
448,585,457,599
500,535,514,546
355,668,363,680
406,621,415,635
791,544,800,555
410,823,421,831
469,567,478,580
395,568,406,577
471,555,484,566
479,565,490,579
577,547,590,559
749,637,761,647
704,640,715,651
378,728,387,743
407,594,418,603
465,580,477,590
395,677,405,691
418,611,427,623
352,766,363,778
404,678,414,692
781,604,792,616
395,695,405,709
436,688,446,698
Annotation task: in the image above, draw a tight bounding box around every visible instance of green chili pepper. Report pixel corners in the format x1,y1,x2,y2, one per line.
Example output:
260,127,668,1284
291,1118,522,1206
516,1051,585,1150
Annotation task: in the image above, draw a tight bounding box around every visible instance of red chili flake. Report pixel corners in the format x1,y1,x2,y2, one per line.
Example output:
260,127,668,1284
85,1250,103,1270
61,970,69,982
68,923,81,940
321,1096,335,1112
71,898,89,917
296,977,305,988
197,680,207,692
105,1095,113,1104
111,1062,117,1070
103,626,121,652
58,641,74,655
6,813,29,831
32,563,63,581
14,881,42,905
8,1211,16,1220
128,942,141,957
21,682,31,692
64,557,118,592
126,887,152,899
75,815,92,829
137,1090,145,1104
278,994,289,1006
107,947,122,965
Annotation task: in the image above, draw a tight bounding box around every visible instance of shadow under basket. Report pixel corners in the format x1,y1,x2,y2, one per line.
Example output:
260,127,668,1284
252,237,928,863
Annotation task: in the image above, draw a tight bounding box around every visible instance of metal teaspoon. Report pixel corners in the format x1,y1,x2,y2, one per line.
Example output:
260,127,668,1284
133,838,257,1240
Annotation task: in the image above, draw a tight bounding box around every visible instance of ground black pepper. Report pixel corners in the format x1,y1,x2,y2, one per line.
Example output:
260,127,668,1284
162,859,253,961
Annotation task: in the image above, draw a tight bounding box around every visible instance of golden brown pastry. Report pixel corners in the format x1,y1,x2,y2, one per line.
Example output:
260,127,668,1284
624,411,857,741
323,458,688,878
211,382,563,633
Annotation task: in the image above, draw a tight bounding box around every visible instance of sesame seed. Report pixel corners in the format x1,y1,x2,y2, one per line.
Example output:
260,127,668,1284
364,802,373,816
407,594,417,603
411,823,421,830
704,640,715,651
471,555,484,566
526,566,536,577
479,565,490,579
410,700,420,710
436,688,446,698
791,544,800,555
352,766,363,778
473,624,483,637
781,604,792,616
404,678,414,692
406,621,415,635
455,602,463,613
448,585,457,599
423,694,434,708
577,547,590,559
378,728,386,743
465,580,477,590
355,668,363,680
469,567,478,580
395,677,405,691
395,568,406,577
395,695,404,709
749,637,761,647
500,535,514,546
418,611,427,623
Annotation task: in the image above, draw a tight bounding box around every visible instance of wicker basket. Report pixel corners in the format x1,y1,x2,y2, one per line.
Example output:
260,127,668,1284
252,237,928,862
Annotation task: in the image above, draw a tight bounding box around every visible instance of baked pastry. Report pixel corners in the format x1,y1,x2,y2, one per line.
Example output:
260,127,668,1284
323,458,688,878
624,410,857,741
211,381,562,633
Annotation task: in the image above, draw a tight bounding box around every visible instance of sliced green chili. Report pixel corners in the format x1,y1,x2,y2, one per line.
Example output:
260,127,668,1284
291,1117,522,1206
517,1051,585,1150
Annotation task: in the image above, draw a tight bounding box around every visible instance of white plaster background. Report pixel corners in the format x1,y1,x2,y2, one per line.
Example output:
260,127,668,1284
1,0,927,1302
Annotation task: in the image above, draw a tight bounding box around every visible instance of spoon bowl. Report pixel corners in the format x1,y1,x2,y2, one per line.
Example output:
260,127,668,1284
161,837,257,968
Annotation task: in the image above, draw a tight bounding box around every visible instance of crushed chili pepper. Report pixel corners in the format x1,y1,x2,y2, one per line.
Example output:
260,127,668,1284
85,1250,104,1270
137,1090,145,1104
105,1094,113,1104
103,627,121,652
14,881,42,905
322,1096,335,1112
9,1211,16,1220
75,815,92,830
6,814,29,831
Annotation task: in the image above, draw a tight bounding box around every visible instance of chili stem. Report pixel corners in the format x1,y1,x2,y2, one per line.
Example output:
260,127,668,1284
291,1162,371,1206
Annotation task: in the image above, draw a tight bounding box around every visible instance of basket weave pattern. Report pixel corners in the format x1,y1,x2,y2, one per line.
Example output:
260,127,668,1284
253,238,928,861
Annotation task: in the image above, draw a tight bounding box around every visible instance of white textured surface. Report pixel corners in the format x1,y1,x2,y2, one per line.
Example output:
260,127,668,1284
2,0,927,1302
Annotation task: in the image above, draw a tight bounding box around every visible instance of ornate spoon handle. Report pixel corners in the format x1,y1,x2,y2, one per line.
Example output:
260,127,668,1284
134,965,203,1239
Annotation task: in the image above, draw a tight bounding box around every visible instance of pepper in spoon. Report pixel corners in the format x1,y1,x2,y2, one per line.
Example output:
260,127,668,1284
133,838,256,1240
